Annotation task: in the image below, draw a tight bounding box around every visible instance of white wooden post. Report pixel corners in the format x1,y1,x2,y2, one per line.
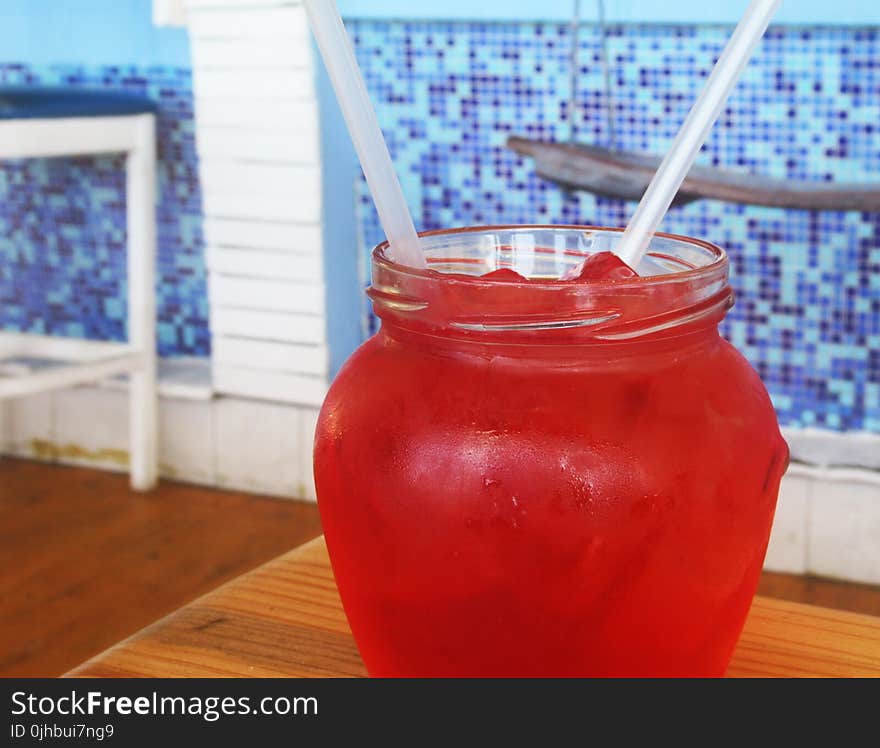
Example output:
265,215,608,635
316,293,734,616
0,111,160,489
189,2,330,407
126,114,159,491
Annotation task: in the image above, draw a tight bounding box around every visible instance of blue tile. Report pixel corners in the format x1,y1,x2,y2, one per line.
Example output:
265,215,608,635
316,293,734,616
0,63,209,357
350,20,880,434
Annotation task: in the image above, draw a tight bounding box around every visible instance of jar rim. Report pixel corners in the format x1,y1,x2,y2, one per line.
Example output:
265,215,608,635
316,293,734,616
372,224,728,288
369,225,732,344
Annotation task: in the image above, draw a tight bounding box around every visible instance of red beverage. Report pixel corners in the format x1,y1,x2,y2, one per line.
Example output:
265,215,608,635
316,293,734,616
315,226,788,677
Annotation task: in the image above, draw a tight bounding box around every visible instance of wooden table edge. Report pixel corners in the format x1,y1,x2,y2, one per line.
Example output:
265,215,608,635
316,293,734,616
64,537,331,678
65,535,880,678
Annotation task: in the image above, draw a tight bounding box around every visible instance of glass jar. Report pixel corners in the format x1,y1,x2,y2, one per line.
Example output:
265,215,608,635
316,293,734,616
314,226,789,677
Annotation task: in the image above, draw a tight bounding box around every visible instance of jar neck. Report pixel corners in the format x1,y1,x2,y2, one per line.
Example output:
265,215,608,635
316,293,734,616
369,247,733,351
378,318,726,370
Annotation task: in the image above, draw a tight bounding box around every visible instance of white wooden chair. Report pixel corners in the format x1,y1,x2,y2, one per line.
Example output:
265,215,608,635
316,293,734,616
0,88,159,490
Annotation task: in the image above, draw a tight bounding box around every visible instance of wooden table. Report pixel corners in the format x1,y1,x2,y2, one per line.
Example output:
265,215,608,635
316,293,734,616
68,537,880,678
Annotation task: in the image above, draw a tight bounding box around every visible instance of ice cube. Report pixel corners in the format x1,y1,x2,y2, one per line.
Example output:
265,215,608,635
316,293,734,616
569,252,638,281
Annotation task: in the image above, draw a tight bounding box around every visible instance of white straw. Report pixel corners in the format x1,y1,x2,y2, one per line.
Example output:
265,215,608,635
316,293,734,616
303,0,425,268
616,0,781,269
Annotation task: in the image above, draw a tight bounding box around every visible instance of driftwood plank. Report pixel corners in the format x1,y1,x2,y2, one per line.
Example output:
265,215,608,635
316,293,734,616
509,136,880,212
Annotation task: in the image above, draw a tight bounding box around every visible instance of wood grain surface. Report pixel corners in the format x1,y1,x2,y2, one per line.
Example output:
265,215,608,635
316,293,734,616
68,536,880,679
0,457,322,676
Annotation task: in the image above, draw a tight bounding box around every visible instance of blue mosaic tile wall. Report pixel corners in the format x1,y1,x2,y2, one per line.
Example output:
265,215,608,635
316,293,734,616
0,64,208,356
351,21,880,433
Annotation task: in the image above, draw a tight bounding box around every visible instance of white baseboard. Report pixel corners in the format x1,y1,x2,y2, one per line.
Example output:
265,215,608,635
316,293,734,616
763,428,880,584
2,377,879,584
0,383,318,503
764,463,880,585
783,427,880,471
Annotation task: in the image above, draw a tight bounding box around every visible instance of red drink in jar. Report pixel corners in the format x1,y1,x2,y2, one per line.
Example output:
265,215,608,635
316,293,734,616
315,226,788,677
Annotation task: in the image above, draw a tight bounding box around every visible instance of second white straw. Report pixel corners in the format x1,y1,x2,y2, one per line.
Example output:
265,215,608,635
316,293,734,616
616,0,782,269
303,0,425,269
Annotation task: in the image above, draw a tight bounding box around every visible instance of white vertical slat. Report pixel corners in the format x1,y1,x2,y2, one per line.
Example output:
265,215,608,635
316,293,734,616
213,366,327,407
189,1,330,406
194,98,317,129
200,163,322,222
193,69,314,99
213,337,328,376
210,276,325,314
203,218,323,253
191,39,312,69
200,162,321,197
210,308,326,345
202,194,321,223
188,7,309,39
195,128,320,164
207,248,322,280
